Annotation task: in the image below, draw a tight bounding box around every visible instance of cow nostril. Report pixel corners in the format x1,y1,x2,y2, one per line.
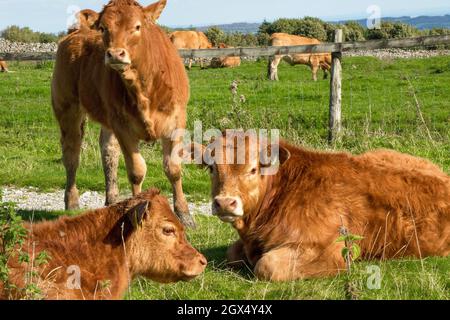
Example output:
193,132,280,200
199,256,207,266
119,50,126,58
106,51,113,59
229,200,237,208
214,199,221,209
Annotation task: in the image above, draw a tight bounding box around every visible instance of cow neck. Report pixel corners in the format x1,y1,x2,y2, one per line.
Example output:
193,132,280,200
31,206,128,248
117,28,157,141
240,172,280,237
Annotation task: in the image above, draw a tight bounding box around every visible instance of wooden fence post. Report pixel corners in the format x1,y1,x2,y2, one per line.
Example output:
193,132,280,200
328,29,343,144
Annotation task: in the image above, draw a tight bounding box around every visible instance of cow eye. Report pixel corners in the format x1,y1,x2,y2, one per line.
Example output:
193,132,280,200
135,24,141,32
250,168,258,175
99,26,105,33
163,226,176,236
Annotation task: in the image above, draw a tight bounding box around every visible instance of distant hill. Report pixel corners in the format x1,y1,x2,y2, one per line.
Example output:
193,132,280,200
190,15,450,34
196,22,261,33
336,15,450,30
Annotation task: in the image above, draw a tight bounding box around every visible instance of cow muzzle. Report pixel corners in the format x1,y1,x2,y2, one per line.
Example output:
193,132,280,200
105,48,131,71
181,253,207,280
212,196,244,222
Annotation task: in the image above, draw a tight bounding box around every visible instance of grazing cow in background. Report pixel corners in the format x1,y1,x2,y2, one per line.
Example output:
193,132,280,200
169,30,213,69
0,189,207,300
268,33,332,81
210,43,241,69
191,131,450,281
52,0,196,228
68,9,100,34
0,60,8,72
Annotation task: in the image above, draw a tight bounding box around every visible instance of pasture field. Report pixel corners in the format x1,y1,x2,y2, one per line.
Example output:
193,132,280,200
0,56,449,299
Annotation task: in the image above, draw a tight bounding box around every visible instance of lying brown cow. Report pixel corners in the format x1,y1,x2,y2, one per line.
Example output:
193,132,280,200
0,189,207,300
192,131,450,281
68,9,99,34
210,43,241,69
268,33,332,81
52,0,196,227
0,60,8,73
169,30,213,69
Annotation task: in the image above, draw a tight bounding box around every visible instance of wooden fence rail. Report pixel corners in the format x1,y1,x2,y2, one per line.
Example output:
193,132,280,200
1,34,449,144
1,34,449,61
179,34,450,59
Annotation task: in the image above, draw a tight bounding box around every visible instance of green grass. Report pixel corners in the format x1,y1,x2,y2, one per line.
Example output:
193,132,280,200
126,216,450,300
1,57,449,299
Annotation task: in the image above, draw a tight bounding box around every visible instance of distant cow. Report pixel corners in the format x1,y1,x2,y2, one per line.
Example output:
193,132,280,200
192,131,450,281
0,60,8,73
52,0,196,227
169,30,213,69
68,9,100,34
268,33,332,81
0,189,207,300
210,43,241,69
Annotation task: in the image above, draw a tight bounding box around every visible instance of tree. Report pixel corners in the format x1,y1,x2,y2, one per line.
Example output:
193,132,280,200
366,22,419,40
344,21,366,41
294,17,327,41
2,25,39,43
205,26,225,46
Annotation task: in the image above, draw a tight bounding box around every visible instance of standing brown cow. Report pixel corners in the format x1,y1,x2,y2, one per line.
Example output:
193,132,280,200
52,0,195,227
192,131,450,281
0,60,8,73
268,33,331,81
169,30,213,69
1,189,207,300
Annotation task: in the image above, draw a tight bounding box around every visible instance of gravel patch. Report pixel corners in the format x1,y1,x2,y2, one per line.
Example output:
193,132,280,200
343,48,450,59
1,186,212,216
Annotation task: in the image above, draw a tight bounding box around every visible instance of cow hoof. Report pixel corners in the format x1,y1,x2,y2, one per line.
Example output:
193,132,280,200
176,212,197,229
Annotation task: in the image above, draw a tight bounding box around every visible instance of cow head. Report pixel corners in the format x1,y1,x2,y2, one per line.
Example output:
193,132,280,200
125,189,207,282
96,0,167,71
190,131,291,223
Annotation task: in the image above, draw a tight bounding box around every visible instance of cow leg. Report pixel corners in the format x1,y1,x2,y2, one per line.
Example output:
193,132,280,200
162,137,196,228
188,58,193,70
268,55,282,81
253,245,345,281
115,134,146,197
321,62,331,80
99,127,120,206
226,240,249,269
311,63,319,82
56,104,86,210
322,67,329,80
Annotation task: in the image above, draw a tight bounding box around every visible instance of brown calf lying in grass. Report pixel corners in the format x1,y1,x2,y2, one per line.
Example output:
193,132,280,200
0,189,206,300
192,132,450,281
209,43,241,69
0,60,8,73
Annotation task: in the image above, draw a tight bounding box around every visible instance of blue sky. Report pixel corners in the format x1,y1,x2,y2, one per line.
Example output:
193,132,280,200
0,0,449,33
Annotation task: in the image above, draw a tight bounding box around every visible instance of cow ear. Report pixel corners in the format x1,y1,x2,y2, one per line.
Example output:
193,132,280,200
83,10,99,29
187,142,208,167
260,144,291,167
278,146,291,165
144,0,167,23
127,201,150,229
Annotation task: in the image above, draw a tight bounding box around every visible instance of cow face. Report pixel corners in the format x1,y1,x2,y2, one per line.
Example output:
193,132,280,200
97,0,167,71
191,132,291,223
126,193,207,283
